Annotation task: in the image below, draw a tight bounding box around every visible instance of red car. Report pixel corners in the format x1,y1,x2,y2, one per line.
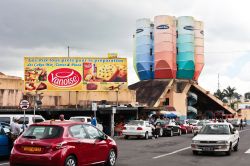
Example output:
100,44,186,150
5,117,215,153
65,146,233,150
176,120,193,134
10,120,117,166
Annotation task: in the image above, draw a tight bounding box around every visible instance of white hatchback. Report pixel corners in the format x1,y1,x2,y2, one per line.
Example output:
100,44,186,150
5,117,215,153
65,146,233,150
191,123,239,155
122,120,153,139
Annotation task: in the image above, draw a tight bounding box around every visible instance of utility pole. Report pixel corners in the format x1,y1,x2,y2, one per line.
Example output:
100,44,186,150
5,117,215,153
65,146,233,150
68,46,71,106
218,73,220,90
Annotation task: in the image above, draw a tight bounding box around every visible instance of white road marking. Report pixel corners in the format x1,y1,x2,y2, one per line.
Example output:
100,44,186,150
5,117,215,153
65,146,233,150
153,147,190,159
0,163,9,166
245,149,250,154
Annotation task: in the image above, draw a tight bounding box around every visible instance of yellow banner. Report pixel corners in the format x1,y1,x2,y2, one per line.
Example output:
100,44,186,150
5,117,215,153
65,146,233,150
24,57,127,91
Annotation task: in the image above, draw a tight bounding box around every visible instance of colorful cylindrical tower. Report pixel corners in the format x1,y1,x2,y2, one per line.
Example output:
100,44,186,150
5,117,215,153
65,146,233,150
135,18,154,80
154,15,176,79
177,16,195,79
193,21,204,81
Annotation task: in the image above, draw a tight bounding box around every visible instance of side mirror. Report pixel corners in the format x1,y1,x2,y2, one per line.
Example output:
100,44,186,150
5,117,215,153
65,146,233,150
98,134,107,140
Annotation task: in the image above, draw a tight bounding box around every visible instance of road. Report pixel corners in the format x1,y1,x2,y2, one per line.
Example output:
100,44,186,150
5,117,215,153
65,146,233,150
1,127,250,166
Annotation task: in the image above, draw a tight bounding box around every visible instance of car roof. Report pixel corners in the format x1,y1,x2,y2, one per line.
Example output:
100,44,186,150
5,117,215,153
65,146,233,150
70,116,91,118
30,120,84,127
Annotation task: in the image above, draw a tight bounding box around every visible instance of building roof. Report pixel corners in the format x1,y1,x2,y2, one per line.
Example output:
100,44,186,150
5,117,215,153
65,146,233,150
128,80,171,107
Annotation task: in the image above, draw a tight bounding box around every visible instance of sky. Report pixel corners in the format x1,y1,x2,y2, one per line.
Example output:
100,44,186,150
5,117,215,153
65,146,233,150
0,0,250,95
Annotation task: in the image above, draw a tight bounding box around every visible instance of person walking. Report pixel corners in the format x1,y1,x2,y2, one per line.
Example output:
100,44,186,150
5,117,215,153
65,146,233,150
91,115,97,127
239,119,244,130
10,117,21,143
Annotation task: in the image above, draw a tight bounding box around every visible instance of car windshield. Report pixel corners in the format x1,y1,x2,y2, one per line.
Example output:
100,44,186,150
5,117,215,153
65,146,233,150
22,125,63,139
199,124,230,135
188,120,198,124
197,122,206,126
128,120,144,126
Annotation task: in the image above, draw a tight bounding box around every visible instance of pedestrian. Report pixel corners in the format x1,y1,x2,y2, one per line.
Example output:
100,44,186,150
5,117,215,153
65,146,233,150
91,115,97,126
10,117,21,143
59,114,65,121
239,119,243,130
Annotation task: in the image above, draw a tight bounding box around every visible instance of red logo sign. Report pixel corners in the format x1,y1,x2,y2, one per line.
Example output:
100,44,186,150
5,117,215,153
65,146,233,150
48,68,81,88
83,62,92,69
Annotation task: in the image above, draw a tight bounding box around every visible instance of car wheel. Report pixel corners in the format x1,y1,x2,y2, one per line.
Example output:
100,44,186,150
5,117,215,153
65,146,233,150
145,132,149,140
192,151,198,155
106,149,116,166
65,155,77,166
233,139,239,151
168,130,173,137
226,144,232,156
178,129,182,136
124,135,129,139
159,128,163,137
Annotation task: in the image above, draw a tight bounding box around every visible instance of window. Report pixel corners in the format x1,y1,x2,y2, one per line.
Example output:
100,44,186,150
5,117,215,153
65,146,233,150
84,125,101,139
18,117,29,124
150,48,153,56
32,117,44,123
0,117,10,124
150,32,153,40
69,125,88,139
22,126,63,139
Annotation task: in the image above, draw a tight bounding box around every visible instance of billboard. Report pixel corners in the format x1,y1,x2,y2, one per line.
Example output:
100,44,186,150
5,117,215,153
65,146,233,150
24,57,127,91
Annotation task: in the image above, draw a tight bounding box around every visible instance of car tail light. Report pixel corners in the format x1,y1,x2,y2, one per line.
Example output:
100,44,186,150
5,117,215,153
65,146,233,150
137,127,143,130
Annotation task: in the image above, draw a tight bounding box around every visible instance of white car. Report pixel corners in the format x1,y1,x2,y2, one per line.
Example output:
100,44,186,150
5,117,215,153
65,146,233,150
191,123,239,155
69,116,103,131
122,120,153,139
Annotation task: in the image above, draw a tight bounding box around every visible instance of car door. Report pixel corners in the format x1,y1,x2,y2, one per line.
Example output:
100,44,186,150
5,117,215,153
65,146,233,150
0,126,10,156
229,124,238,146
69,124,96,165
84,125,109,164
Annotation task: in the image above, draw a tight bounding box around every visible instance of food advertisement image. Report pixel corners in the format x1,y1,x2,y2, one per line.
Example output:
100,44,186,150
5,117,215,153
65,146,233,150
24,57,127,92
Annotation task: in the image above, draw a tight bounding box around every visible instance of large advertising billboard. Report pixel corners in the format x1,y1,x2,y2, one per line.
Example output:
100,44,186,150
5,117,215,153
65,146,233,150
24,57,127,91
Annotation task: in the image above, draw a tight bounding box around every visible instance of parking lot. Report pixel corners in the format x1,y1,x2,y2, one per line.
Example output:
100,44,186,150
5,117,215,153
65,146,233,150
1,126,250,166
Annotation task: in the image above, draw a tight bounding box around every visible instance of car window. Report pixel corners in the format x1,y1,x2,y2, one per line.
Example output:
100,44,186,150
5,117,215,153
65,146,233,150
22,125,63,139
32,117,44,123
84,125,101,139
69,125,88,139
128,120,144,126
199,124,230,135
18,117,29,124
0,117,10,124
0,127,5,135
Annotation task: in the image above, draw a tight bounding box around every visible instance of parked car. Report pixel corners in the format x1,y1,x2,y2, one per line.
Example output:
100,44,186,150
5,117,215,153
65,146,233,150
230,119,246,127
10,120,117,166
0,114,45,131
69,116,103,131
191,123,239,155
176,120,193,134
0,124,11,157
193,120,210,135
122,120,153,139
155,119,181,137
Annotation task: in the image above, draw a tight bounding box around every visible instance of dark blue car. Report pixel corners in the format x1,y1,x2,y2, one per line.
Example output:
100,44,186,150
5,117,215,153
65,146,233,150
0,124,11,156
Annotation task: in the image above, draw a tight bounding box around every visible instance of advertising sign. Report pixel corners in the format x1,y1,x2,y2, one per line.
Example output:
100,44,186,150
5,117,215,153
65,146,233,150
24,57,127,91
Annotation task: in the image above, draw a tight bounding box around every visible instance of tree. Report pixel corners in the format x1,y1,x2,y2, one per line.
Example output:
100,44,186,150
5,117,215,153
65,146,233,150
223,86,236,109
214,89,226,101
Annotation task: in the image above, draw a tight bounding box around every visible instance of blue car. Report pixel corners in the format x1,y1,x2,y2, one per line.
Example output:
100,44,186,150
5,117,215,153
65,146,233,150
0,124,11,156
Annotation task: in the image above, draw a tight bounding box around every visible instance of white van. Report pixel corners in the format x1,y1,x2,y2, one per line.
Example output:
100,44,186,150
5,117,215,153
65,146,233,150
0,114,45,131
69,116,103,131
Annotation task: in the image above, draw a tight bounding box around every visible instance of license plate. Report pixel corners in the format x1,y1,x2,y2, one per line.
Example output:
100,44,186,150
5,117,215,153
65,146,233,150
23,146,42,152
203,147,214,151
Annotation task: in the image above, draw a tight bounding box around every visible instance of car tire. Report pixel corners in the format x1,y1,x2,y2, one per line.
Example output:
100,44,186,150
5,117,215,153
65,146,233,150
145,132,149,140
226,144,232,156
124,135,129,139
65,155,77,166
233,139,239,151
192,151,198,155
178,129,182,136
168,130,173,137
159,128,163,137
106,149,116,166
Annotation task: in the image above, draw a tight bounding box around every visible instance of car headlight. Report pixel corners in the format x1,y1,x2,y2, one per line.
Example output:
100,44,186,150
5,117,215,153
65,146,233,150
217,140,228,144
192,140,199,144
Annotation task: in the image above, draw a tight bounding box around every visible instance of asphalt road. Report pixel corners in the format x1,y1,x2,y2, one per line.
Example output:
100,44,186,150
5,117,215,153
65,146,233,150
1,126,250,166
